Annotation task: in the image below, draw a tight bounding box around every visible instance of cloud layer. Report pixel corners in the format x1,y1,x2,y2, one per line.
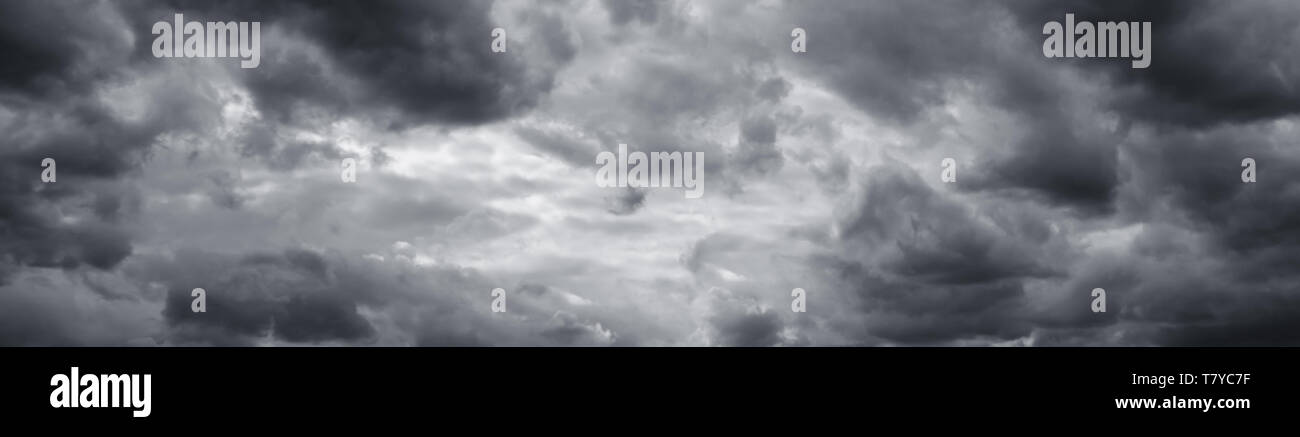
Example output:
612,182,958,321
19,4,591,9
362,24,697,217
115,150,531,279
2,0,1299,346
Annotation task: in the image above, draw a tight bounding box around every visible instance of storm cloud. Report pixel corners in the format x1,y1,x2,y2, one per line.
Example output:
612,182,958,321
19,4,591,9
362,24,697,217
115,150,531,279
1,0,1298,347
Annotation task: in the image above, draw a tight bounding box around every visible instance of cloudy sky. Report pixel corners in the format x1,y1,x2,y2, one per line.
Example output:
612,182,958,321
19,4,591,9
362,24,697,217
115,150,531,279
2,0,1298,346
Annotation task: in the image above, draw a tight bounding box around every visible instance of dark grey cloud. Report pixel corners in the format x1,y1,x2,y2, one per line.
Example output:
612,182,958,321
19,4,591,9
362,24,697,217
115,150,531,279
0,1,195,285
0,1,132,98
140,248,619,346
1006,0,1300,127
269,0,554,126
784,0,1129,211
964,119,1121,214
603,0,663,26
824,164,1059,344
154,249,374,345
1125,127,1300,261
841,165,1058,283
118,0,569,129
783,0,1300,345
710,308,784,347
788,1,1003,123
731,115,784,178
4,0,1300,348
755,77,791,102
605,187,646,215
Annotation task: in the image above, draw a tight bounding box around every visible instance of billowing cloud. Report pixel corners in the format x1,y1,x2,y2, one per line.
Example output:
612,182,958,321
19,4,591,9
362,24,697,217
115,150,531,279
2,0,1299,347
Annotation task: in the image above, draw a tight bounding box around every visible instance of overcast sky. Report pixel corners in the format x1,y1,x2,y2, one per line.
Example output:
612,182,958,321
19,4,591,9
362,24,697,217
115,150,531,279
2,0,1299,346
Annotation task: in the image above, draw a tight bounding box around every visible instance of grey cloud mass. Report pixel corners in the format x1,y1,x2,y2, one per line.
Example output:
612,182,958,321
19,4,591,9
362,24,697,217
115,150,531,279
2,0,1299,346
